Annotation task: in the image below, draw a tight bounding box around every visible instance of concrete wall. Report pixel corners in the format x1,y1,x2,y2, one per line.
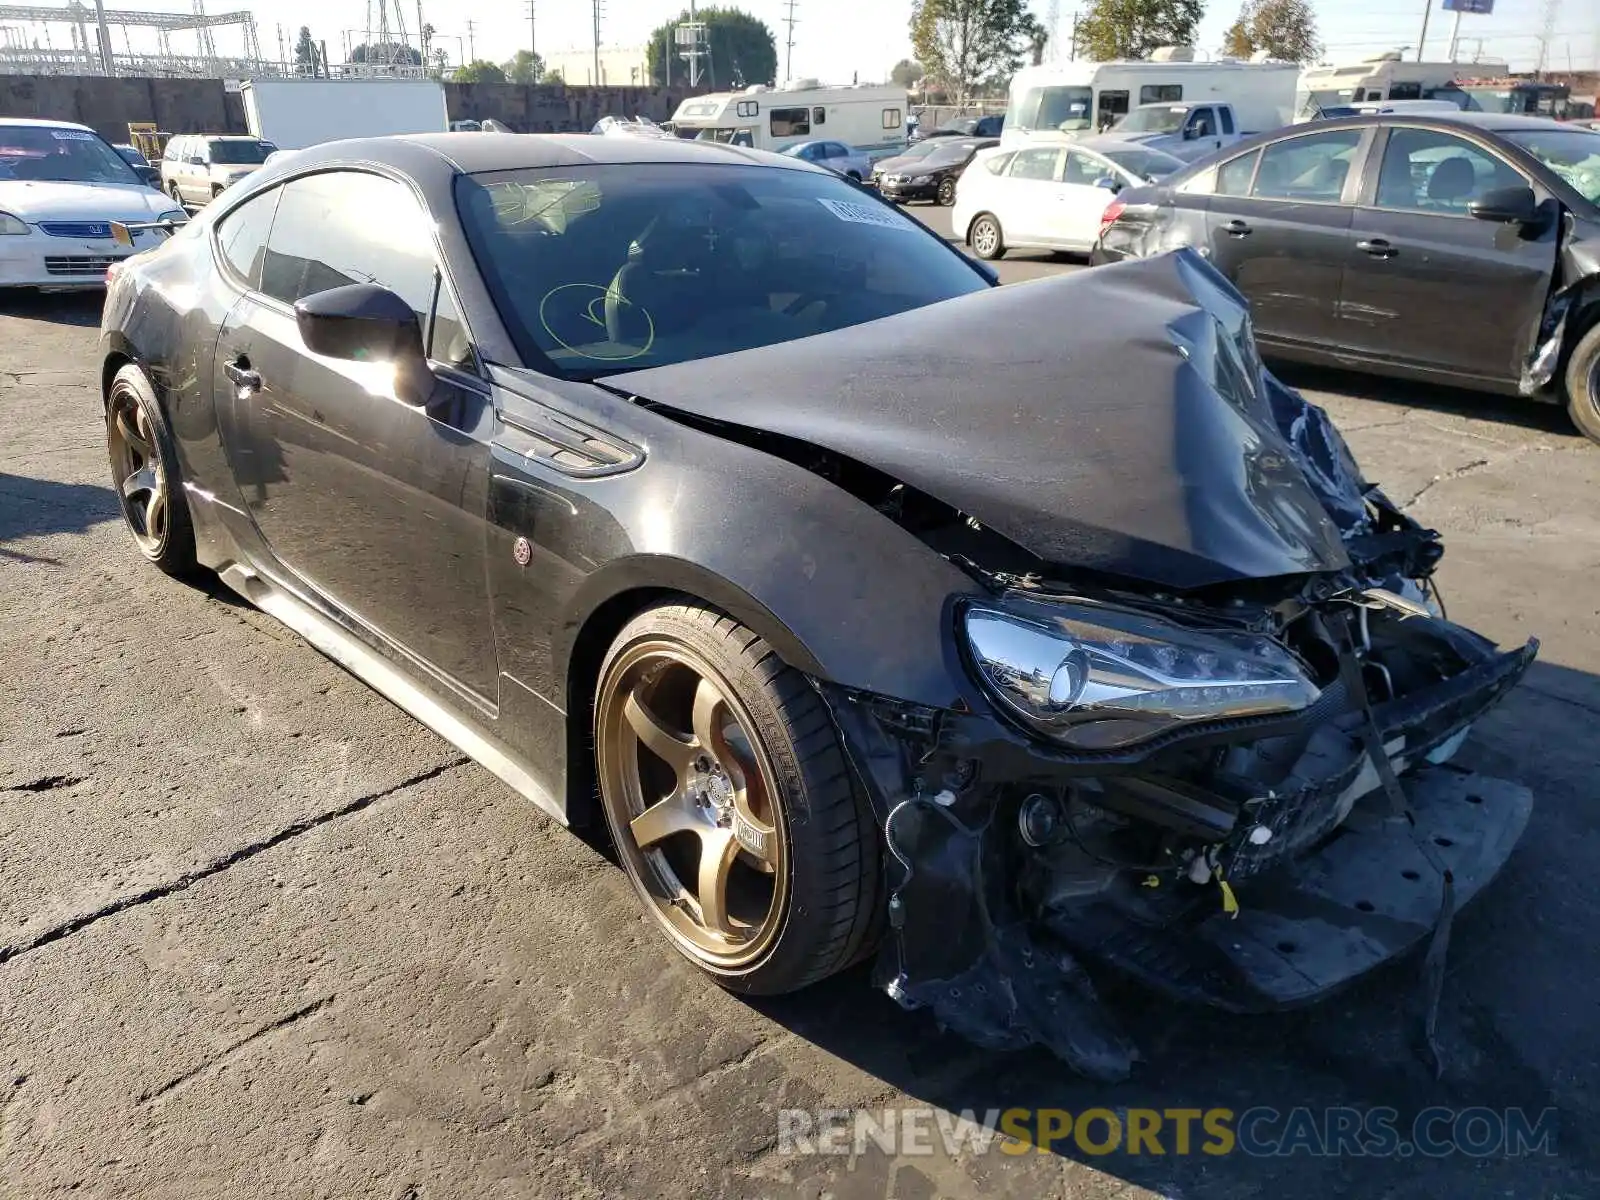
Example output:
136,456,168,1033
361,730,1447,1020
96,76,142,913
0,74,702,142
442,82,702,132
0,75,239,144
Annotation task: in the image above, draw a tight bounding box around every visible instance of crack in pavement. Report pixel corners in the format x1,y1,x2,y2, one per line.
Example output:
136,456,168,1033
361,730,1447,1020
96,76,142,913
0,756,471,968
1402,457,1493,509
137,995,335,1104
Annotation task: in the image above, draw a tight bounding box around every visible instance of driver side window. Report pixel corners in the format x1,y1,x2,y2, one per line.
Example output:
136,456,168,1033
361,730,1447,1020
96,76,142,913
1007,147,1061,181
259,171,439,328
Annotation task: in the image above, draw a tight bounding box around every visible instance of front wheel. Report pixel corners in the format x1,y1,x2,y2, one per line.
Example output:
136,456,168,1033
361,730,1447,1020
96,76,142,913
970,213,1006,260
937,177,957,206
594,601,879,994
1562,320,1600,446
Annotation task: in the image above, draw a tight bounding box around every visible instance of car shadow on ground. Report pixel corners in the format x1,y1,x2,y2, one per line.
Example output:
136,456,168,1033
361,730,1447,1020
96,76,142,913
0,471,120,563
742,660,1598,1197
1272,362,1580,441
0,289,104,328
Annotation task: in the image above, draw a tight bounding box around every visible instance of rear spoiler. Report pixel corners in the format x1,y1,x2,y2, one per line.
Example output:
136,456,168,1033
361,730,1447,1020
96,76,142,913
109,217,186,247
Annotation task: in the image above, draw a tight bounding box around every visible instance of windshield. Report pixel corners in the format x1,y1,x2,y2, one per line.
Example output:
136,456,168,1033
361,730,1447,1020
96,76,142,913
1295,88,1356,119
115,145,149,167
1098,145,1185,179
455,163,989,379
1116,105,1189,134
922,142,983,167
0,124,140,184
1013,86,1094,133
888,141,943,162
1505,128,1600,207
691,127,754,146
208,139,275,165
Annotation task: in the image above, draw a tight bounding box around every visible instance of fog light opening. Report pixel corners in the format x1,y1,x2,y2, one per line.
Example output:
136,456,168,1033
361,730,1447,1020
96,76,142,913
1018,792,1068,848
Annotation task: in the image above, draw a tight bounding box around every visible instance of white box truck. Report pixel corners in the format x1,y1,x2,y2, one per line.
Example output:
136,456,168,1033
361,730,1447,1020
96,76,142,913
240,78,450,150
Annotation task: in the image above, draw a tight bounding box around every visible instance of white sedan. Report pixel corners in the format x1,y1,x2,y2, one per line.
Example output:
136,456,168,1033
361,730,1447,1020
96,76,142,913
952,137,1184,260
0,118,186,289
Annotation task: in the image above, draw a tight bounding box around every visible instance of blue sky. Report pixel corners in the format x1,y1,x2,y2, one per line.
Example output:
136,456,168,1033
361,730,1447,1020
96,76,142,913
45,1,1600,79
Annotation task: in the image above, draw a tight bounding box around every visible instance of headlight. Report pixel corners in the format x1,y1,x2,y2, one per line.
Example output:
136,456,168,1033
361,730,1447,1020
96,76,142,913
0,211,30,236
911,174,933,185
963,602,1319,750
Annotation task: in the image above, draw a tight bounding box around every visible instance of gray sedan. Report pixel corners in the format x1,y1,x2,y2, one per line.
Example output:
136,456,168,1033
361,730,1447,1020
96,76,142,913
781,139,873,181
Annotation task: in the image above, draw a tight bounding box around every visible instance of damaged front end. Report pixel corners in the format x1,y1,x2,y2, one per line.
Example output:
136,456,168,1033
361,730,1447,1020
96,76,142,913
820,376,1536,1082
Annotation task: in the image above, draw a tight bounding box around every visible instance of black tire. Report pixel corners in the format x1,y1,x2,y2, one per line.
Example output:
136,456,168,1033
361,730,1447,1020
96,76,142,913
937,176,957,206
167,182,182,205
1562,317,1600,446
594,600,880,995
970,212,1006,260
105,363,198,578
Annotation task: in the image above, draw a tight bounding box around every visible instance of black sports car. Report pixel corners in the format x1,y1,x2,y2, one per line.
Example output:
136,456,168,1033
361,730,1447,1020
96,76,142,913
877,137,999,205
1094,113,1600,443
100,134,1535,1078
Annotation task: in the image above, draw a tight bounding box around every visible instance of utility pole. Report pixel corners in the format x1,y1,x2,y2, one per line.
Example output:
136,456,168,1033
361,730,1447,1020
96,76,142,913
1448,7,1463,60
1069,10,1079,62
91,0,112,73
593,0,602,86
783,0,797,84
527,1,535,68
1417,0,1432,62
465,17,474,62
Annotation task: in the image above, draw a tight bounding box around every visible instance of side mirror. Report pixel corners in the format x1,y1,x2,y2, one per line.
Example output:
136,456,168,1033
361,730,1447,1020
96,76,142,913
1093,175,1122,192
1182,125,1199,141
295,283,433,403
1468,184,1539,226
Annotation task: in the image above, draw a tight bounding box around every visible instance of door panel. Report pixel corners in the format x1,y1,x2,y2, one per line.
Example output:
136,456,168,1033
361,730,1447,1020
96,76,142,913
1000,146,1064,243
1204,128,1366,348
1339,127,1558,383
1050,150,1117,250
217,298,500,701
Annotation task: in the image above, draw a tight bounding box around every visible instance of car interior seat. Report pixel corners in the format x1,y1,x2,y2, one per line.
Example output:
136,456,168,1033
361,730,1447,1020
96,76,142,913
1425,156,1478,210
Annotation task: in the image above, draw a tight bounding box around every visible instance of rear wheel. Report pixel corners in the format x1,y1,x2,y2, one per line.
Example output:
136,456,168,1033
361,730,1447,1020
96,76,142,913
1562,318,1600,446
937,177,957,206
594,601,879,994
167,182,182,205
970,213,1005,260
105,364,197,577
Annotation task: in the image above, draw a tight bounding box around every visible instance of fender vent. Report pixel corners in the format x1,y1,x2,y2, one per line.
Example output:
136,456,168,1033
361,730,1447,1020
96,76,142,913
498,408,642,478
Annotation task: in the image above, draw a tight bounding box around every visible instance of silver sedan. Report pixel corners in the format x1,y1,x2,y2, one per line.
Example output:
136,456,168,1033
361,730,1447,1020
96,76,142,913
781,139,874,182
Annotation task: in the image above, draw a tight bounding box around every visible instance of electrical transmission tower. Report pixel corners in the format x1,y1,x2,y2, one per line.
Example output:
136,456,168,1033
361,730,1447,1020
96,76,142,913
1535,0,1561,75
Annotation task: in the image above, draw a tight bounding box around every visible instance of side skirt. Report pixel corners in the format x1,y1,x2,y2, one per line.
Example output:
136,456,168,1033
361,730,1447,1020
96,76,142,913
216,562,567,827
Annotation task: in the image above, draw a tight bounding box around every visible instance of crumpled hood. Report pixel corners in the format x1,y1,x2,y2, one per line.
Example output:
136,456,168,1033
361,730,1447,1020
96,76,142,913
0,179,171,222
602,250,1353,591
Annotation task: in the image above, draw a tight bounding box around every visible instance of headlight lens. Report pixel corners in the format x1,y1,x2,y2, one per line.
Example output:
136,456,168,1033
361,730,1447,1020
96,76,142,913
963,602,1319,750
0,211,30,236
911,174,933,184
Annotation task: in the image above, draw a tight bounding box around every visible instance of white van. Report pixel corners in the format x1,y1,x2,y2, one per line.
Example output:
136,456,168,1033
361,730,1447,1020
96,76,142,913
1002,52,1299,147
1294,53,1509,120
668,82,908,156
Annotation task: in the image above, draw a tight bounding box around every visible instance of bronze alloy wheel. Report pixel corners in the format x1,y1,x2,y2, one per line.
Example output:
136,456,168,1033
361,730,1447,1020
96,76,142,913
597,639,789,969
107,382,171,559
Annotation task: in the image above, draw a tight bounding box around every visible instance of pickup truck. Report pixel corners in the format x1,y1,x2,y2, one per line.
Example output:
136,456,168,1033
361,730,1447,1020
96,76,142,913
1097,101,1249,163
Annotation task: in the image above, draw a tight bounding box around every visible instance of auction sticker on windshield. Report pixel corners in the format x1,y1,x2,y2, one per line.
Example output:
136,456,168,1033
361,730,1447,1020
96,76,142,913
50,130,97,141
816,197,915,230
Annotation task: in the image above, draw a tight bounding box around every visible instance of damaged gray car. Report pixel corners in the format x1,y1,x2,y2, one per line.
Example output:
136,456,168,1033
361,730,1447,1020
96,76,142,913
1095,113,1600,444
100,135,1535,1080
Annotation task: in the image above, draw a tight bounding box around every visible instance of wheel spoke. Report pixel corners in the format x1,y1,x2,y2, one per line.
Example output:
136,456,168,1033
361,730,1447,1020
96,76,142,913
145,485,167,541
630,789,701,849
115,406,150,457
690,676,731,763
732,778,778,867
623,687,695,775
121,464,157,500
695,827,741,938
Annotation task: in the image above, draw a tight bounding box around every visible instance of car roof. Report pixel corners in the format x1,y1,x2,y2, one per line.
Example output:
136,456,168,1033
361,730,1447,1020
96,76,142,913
0,117,93,131
1312,111,1577,135
206,134,272,141
290,132,812,176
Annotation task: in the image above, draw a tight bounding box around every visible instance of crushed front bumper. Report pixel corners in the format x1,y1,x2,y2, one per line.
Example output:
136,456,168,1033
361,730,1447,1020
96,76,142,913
818,632,1535,1080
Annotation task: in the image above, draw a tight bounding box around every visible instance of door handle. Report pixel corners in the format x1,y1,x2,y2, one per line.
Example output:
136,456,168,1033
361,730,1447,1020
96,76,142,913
1357,238,1398,259
224,358,261,393
1224,219,1252,237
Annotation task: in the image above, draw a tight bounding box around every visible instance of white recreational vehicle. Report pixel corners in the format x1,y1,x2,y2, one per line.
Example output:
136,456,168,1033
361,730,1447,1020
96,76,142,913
667,82,909,156
1294,53,1510,120
1002,50,1299,147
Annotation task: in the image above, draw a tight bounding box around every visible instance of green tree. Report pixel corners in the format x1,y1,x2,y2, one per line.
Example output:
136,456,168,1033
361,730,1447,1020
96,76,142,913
429,48,449,79
1076,0,1204,62
293,25,321,76
910,0,1045,104
503,49,547,83
646,7,778,88
1221,0,1320,63
452,60,508,84
890,58,923,87
348,41,422,66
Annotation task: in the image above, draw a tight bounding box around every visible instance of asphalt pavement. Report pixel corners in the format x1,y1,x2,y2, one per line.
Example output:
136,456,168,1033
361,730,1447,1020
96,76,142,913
3,236,1599,1199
